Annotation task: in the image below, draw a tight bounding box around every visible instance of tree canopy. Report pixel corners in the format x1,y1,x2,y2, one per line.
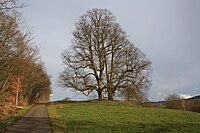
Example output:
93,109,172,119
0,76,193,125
0,4,51,120
60,9,152,101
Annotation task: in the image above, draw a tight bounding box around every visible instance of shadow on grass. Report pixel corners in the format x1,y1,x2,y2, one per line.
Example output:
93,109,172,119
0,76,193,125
49,118,200,133
47,100,135,107
47,100,93,105
2,116,200,133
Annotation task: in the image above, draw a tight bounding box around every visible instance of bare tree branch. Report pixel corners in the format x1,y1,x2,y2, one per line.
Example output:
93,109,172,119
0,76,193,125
59,9,152,101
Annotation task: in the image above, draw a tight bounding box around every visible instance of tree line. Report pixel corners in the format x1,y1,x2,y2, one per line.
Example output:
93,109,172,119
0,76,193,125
0,0,51,120
59,9,152,101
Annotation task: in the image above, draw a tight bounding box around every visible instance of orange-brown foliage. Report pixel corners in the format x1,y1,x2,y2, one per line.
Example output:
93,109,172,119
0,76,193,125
9,76,22,94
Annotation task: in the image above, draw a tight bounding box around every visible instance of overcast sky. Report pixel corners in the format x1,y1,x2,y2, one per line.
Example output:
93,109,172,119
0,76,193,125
22,0,200,101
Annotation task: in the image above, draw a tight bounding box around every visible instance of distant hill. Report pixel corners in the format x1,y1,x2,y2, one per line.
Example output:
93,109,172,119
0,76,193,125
144,95,200,108
188,95,200,100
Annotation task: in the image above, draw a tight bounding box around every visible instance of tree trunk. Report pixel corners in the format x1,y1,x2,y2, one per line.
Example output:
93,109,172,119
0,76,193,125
97,90,103,101
108,90,114,100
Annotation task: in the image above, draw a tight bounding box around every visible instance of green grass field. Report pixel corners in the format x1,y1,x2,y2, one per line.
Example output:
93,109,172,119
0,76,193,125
47,101,200,133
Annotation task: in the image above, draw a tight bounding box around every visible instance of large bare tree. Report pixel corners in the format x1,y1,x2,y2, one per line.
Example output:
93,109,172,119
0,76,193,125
60,9,152,100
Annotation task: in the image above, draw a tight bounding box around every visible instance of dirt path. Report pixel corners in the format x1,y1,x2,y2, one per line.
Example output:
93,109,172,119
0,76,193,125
5,104,51,133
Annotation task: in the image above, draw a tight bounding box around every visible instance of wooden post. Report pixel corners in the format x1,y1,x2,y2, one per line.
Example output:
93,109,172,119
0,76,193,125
15,77,20,106
182,99,185,111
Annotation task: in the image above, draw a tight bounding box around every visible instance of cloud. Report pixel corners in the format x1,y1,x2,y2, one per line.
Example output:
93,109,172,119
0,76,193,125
23,0,200,101
179,94,192,99
156,92,167,97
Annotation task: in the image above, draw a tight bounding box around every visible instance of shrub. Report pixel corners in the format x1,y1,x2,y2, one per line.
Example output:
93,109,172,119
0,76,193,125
165,94,186,110
189,100,200,113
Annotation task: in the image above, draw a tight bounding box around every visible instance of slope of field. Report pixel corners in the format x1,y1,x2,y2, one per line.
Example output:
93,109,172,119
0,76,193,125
47,101,200,133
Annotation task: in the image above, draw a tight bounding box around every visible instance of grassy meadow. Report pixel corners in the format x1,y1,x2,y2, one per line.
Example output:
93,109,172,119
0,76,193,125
47,101,200,133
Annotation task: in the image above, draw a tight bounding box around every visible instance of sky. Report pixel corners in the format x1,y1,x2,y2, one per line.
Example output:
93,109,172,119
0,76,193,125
21,0,200,101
